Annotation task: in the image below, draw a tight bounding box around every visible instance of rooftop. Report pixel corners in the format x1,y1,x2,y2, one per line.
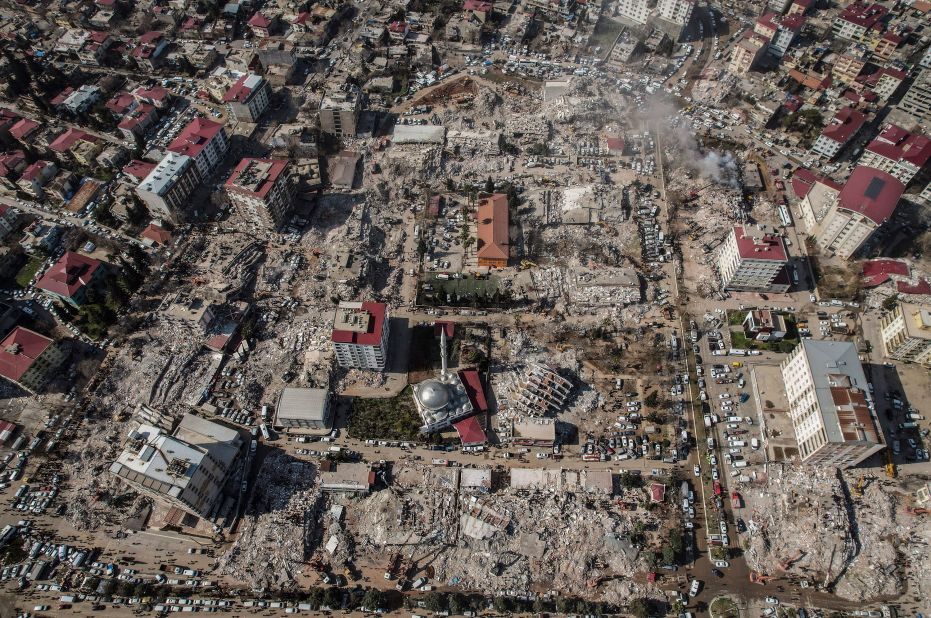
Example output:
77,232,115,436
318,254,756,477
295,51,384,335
225,158,288,198
865,125,931,168
139,153,194,196
331,301,386,346
223,74,265,104
35,252,102,298
837,166,904,225
733,225,788,262
0,327,54,382
168,118,224,159
820,107,866,145
276,387,330,422
476,193,509,262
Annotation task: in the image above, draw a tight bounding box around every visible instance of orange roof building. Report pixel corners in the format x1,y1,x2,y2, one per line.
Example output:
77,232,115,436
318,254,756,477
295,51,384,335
476,193,509,268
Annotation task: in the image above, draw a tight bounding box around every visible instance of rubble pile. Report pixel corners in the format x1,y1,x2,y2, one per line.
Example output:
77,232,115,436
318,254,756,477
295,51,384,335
217,453,322,591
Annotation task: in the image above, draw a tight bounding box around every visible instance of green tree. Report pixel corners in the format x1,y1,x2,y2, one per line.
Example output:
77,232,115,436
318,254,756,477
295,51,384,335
424,592,448,612
322,587,340,609
361,589,384,611
630,597,652,618
662,545,675,565
492,596,512,613
484,176,494,193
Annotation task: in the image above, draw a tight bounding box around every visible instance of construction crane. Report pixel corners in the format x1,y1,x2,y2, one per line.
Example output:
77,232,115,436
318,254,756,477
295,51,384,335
680,181,716,204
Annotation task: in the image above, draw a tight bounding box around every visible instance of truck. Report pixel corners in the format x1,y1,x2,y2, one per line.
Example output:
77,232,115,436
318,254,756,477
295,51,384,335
898,422,918,431
259,423,271,440
412,577,427,589
431,458,449,466
703,415,712,428
733,460,748,468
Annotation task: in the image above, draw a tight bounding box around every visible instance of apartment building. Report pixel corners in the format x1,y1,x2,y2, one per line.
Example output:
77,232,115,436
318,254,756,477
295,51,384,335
880,301,931,368
331,301,389,371
769,15,804,57
898,68,931,123
811,107,866,159
857,125,931,186
729,32,768,75
615,0,651,25
35,252,106,307
831,2,887,42
657,0,694,25
225,158,294,228
868,67,907,101
319,89,360,139
136,152,201,223
831,47,869,85
167,118,229,178
0,327,69,394
780,340,885,468
223,74,271,123
109,414,242,518
814,166,903,259
716,225,790,292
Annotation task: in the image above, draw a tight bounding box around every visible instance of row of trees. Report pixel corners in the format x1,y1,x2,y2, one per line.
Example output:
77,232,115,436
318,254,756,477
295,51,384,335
411,591,618,616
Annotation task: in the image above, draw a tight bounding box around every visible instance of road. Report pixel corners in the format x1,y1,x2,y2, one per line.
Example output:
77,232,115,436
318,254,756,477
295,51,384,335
0,195,141,247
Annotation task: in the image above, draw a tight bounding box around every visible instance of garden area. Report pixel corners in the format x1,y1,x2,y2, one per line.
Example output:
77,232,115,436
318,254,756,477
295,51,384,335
14,255,43,288
418,272,514,308
347,388,423,441
726,310,800,354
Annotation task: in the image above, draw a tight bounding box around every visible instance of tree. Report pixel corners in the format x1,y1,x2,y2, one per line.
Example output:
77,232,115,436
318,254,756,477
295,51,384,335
424,592,448,612
629,597,652,618
448,593,465,615
882,294,899,312
492,596,512,613
361,589,384,611
484,176,495,193
662,545,676,565
322,587,340,609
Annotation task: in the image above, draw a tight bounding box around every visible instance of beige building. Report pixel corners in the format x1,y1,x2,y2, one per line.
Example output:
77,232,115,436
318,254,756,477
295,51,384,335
136,152,201,223
729,33,768,75
319,89,360,139
716,226,789,292
225,158,294,228
880,301,931,368
780,340,885,468
109,414,242,518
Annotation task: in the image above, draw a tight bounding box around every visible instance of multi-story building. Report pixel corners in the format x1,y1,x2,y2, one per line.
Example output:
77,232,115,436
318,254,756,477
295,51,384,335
729,32,768,75
615,0,650,24
767,0,791,12
657,0,694,25
274,388,334,432
35,252,106,307
880,301,931,368
132,31,169,70
716,225,790,292
811,107,866,159
223,74,271,123
831,47,869,85
780,340,885,469
873,31,902,63
857,125,931,185
0,327,69,394
109,414,243,518
331,301,389,371
319,89,360,139
814,166,903,259
136,153,201,223
898,68,931,123
17,160,57,199
476,193,509,268
117,103,158,142
225,158,294,228
167,118,229,178
831,2,887,42
867,67,907,101
768,14,804,57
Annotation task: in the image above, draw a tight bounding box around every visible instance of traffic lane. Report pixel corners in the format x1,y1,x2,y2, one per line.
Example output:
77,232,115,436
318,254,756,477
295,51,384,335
0,195,141,247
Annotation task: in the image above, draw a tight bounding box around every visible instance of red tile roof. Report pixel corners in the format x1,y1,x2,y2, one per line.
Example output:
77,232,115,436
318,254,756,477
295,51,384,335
458,369,488,413
223,74,257,103
117,103,156,130
650,482,665,502
837,166,904,225
167,118,223,159
36,252,102,298
0,150,26,174
138,30,163,44
51,87,74,106
330,301,386,345
9,118,38,140
733,225,788,262
861,258,909,287
463,0,493,11
106,92,136,115
122,159,156,181
141,223,172,244
21,160,52,182
837,2,887,28
819,107,865,145
225,158,288,199
780,14,805,30
453,414,486,445
248,11,272,28
0,327,54,382
132,85,171,104
476,193,509,262
865,125,931,169
897,278,931,295
49,128,95,153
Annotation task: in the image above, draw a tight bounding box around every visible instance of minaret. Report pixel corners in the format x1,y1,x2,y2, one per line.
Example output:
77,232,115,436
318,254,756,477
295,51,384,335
440,326,448,378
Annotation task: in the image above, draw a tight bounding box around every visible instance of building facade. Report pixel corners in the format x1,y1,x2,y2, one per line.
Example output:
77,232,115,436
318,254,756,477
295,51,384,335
136,152,201,222
0,327,69,393
898,68,931,123
223,74,271,122
319,89,360,138
225,158,294,228
167,118,229,178
880,302,931,368
811,107,865,159
814,166,903,259
331,301,389,371
857,125,931,185
716,226,789,292
780,340,884,468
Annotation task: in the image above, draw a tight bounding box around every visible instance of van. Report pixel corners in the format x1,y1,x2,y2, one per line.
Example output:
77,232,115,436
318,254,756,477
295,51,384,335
733,460,748,468
259,424,271,440
907,413,924,421
898,422,918,431
751,438,760,450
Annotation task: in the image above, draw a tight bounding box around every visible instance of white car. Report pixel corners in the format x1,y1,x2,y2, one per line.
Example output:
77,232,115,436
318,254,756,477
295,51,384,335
719,393,731,399
689,579,702,597
765,597,779,605
714,560,729,568
693,465,701,476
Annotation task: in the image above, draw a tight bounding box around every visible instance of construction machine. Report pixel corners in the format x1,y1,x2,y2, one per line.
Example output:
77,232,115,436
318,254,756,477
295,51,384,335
749,571,773,585
851,475,865,498
519,259,537,270
885,449,897,478
779,550,805,571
